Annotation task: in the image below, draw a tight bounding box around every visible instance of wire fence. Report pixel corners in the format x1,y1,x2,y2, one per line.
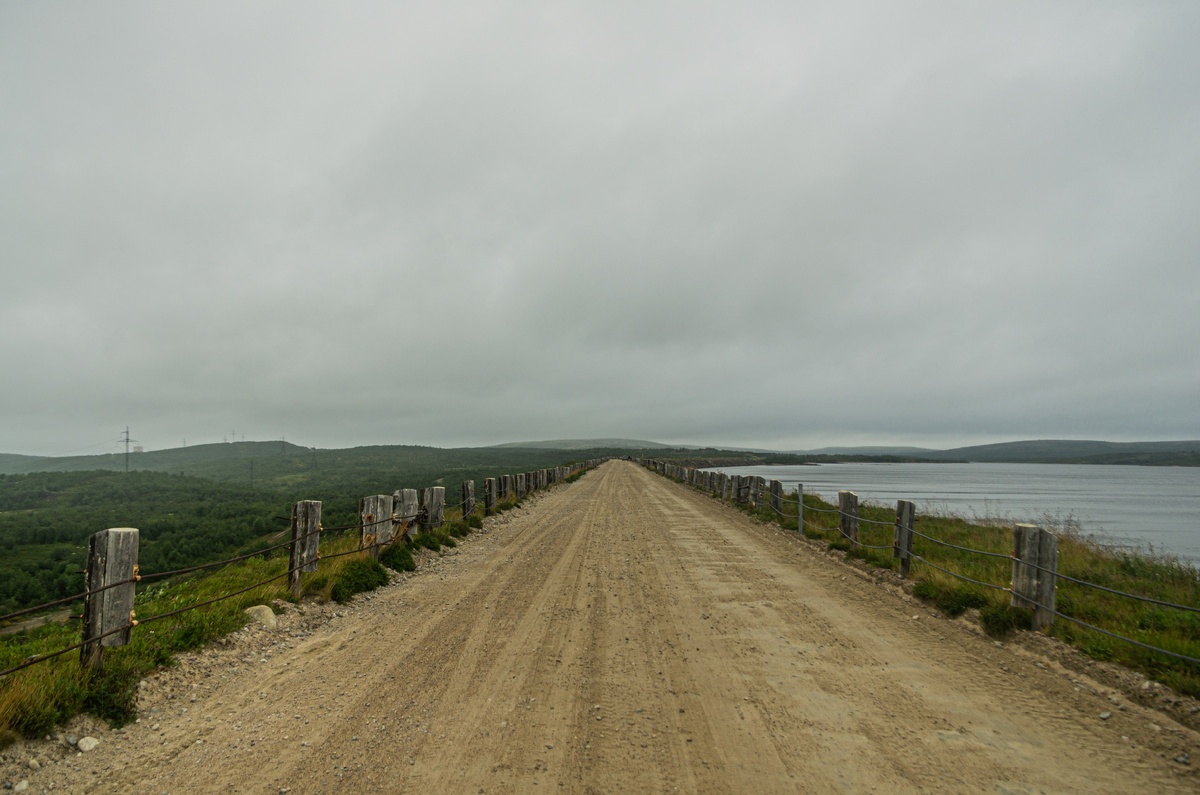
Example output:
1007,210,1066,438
646,460,1200,674
0,461,598,682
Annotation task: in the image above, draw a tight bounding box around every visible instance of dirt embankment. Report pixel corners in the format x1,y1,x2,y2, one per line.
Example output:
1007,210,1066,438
3,460,1197,794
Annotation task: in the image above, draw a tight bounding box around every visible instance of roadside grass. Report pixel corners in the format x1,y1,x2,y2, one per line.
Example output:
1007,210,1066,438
0,531,417,743
700,481,1200,697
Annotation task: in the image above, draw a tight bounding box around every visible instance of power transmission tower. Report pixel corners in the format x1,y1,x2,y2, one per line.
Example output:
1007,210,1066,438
120,427,139,473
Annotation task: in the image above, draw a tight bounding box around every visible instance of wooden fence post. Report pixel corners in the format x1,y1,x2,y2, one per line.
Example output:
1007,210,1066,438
359,494,393,559
289,501,321,600
427,487,445,529
484,478,497,515
80,527,139,671
1012,524,1058,630
839,491,858,544
796,484,804,531
769,480,783,515
395,489,419,541
893,500,915,578
461,480,475,518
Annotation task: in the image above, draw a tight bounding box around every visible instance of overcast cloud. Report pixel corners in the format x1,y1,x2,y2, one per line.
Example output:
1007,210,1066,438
2,2,1198,456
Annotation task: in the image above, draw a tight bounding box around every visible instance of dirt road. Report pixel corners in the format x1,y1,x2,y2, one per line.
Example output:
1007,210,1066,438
14,460,1198,793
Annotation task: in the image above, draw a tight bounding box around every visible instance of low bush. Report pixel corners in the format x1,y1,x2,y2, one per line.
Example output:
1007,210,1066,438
330,558,389,604
981,604,1030,637
379,544,416,573
412,533,442,551
912,578,989,617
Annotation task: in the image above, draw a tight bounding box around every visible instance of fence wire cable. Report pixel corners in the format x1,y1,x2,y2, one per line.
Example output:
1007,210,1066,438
139,537,298,583
1007,556,1200,614
854,516,902,528
0,577,139,627
0,622,137,680
1018,594,1200,667
909,553,1011,593
910,529,1013,561
137,570,293,627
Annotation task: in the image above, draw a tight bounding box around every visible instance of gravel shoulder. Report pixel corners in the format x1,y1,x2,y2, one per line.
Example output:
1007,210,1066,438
3,460,1197,794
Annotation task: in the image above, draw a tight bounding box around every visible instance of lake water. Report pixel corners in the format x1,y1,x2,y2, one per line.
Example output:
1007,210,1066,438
706,463,1200,563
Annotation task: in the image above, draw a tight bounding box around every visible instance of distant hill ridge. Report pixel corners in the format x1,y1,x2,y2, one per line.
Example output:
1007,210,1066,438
0,440,313,475
490,438,679,450
800,439,1200,465
3,437,1198,477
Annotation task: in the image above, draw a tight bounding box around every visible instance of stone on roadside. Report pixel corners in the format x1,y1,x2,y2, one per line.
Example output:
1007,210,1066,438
76,736,100,752
243,605,277,631
13,780,29,792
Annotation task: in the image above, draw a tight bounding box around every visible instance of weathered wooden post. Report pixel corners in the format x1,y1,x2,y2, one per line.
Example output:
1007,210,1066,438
395,489,419,541
838,490,859,544
796,484,804,531
516,472,526,498
289,501,321,600
753,476,767,509
484,478,497,515
1012,524,1058,630
425,487,445,529
359,494,393,559
769,480,783,515
461,480,475,519
893,500,915,578
80,528,139,671
499,474,512,500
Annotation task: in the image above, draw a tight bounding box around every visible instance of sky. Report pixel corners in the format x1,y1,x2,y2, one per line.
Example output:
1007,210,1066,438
2,2,1198,457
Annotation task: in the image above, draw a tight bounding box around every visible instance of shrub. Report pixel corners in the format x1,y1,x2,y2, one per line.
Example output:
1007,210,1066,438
412,533,441,551
83,659,141,727
330,559,389,604
912,580,939,601
981,604,1030,637
467,515,483,529
911,579,988,617
379,544,416,572
935,588,988,618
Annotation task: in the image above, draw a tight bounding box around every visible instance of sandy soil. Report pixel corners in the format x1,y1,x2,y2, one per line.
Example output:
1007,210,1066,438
3,460,1197,794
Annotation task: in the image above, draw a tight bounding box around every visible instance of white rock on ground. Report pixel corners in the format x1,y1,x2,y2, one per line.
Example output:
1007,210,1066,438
243,605,277,631
76,736,100,752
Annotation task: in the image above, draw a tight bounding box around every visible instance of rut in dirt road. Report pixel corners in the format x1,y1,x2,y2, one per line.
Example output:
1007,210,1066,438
61,460,1199,794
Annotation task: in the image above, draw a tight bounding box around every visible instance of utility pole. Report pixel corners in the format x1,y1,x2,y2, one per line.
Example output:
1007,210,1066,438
120,427,139,473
